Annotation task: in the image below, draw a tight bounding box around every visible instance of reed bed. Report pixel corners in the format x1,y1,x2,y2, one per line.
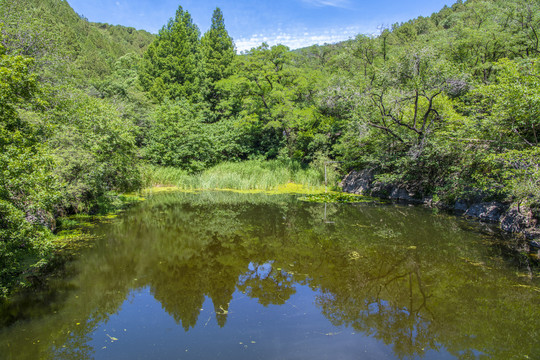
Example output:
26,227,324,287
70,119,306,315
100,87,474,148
142,160,339,191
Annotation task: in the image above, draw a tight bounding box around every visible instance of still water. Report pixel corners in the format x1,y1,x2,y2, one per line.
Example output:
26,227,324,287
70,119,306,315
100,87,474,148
1,191,539,359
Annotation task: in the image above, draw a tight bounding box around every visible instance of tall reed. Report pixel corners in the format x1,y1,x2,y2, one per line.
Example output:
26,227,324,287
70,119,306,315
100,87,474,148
142,160,339,190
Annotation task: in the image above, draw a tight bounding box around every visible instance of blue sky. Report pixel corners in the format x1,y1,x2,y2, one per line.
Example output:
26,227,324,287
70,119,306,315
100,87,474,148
67,0,455,52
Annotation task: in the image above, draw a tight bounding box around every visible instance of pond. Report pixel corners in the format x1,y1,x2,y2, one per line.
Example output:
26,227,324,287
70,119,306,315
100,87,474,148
1,191,539,359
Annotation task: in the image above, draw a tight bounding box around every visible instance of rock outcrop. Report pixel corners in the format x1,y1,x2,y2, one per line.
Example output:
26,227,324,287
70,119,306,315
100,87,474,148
341,170,423,203
464,202,507,223
341,170,539,241
341,169,375,194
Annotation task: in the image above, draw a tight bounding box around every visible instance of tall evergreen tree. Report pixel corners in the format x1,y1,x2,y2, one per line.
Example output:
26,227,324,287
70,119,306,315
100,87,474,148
200,7,235,119
139,5,201,103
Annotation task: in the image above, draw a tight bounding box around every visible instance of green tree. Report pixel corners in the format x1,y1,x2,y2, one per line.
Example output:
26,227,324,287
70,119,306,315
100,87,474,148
0,31,57,218
139,5,201,103
200,7,235,120
144,100,217,172
470,58,540,212
0,34,56,295
49,90,142,214
474,58,540,147
218,43,333,160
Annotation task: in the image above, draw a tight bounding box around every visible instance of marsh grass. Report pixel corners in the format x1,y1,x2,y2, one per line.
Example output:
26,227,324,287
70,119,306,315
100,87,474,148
142,160,339,191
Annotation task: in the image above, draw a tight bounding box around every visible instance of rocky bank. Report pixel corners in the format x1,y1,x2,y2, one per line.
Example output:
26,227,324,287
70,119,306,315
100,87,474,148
341,170,540,246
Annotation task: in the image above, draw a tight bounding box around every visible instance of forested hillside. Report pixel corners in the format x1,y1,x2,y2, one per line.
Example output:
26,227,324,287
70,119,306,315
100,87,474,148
0,0,154,295
1,0,539,296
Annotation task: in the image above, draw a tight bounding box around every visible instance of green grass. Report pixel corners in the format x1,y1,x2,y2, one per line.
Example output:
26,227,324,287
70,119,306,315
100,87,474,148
142,160,340,191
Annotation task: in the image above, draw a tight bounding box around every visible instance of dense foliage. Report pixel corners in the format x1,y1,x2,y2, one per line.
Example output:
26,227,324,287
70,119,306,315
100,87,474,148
1,0,539,295
0,35,55,295
0,0,152,295
324,0,540,213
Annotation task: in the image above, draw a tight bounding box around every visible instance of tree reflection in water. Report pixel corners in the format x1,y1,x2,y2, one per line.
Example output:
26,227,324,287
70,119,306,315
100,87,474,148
0,191,538,359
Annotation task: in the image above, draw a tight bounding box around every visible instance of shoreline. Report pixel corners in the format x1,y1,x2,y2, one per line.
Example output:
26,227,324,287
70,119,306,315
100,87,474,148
341,170,540,253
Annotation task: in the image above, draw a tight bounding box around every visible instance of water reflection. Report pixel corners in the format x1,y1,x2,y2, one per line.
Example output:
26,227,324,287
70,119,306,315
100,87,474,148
0,191,539,359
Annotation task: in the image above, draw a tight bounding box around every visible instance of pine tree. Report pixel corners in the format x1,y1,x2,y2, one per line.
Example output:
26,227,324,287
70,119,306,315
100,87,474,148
139,6,201,103
200,8,235,119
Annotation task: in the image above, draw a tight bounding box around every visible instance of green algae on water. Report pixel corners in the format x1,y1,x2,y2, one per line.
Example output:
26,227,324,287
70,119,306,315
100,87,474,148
298,192,377,203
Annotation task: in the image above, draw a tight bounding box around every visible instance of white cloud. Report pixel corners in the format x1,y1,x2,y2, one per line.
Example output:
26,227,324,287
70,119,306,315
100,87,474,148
234,25,374,52
300,0,351,8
